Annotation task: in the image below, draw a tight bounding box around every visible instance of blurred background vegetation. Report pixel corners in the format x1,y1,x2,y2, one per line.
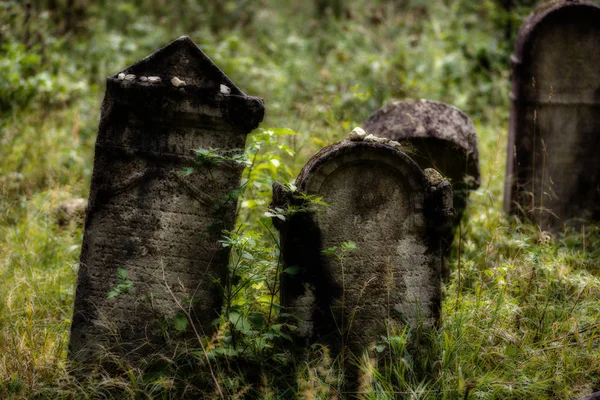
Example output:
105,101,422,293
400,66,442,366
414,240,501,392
2,0,600,398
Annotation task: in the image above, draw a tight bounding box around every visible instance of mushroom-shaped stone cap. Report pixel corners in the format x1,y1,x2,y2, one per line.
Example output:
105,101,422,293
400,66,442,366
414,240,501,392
363,99,479,190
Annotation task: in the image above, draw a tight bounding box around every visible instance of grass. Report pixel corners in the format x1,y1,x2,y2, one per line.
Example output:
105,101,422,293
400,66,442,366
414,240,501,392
1,0,600,398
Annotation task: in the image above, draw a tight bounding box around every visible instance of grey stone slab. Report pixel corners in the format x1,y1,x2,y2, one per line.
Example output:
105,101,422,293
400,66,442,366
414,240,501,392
68,36,264,366
272,140,453,394
363,99,479,226
504,0,600,231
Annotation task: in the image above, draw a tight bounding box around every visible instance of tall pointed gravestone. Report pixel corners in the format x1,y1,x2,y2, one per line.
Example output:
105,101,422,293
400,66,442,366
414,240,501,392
69,36,264,365
363,100,479,227
272,137,453,394
504,0,600,231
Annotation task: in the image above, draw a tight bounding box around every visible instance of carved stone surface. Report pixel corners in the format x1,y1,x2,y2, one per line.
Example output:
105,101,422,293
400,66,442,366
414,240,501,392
272,140,453,389
69,36,264,365
504,0,600,230
363,99,479,225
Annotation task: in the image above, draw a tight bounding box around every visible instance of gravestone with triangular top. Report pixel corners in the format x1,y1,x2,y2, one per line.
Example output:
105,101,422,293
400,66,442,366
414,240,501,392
69,36,264,366
504,0,600,230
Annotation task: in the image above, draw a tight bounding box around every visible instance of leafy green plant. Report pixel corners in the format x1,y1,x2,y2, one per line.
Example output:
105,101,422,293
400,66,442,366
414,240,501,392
107,267,133,299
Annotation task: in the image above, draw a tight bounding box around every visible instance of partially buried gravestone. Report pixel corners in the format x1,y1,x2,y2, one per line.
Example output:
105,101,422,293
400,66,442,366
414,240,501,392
504,0,600,231
362,100,479,227
69,36,264,366
271,133,453,394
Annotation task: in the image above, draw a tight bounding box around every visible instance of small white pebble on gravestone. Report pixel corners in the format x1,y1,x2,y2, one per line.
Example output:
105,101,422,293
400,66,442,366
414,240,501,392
349,127,367,141
389,140,402,149
147,76,161,83
424,168,444,185
171,77,186,87
364,134,377,142
373,136,390,144
124,74,136,81
220,84,231,94
140,76,148,82
118,73,126,80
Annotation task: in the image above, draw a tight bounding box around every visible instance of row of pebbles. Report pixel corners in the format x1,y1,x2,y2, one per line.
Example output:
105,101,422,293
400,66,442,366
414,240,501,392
117,73,231,93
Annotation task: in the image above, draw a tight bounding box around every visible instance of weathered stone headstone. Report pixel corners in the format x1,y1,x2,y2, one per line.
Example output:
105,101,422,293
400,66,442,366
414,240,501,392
363,99,480,225
272,138,453,393
504,0,600,230
69,36,264,365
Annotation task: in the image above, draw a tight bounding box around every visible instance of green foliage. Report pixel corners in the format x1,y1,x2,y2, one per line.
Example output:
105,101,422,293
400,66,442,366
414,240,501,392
0,41,88,113
107,268,133,299
193,147,249,168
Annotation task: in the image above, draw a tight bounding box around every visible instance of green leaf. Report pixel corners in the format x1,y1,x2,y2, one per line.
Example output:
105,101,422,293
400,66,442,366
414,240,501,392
342,241,357,250
213,347,239,357
321,246,338,255
179,167,194,176
283,265,300,275
229,312,251,332
174,313,188,331
248,312,265,329
117,267,127,280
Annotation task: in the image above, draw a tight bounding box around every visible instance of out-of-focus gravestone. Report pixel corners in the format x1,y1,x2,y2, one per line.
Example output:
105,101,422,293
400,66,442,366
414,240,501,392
577,392,600,400
363,99,479,227
69,36,264,366
504,0,600,231
272,136,453,395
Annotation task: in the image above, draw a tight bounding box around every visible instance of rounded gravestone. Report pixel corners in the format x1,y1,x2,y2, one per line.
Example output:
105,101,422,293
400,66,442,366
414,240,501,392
272,139,453,393
504,0,600,231
363,99,479,226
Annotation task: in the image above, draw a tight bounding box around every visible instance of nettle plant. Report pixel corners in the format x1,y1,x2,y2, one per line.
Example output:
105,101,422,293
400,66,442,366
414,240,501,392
105,128,304,366
194,128,299,363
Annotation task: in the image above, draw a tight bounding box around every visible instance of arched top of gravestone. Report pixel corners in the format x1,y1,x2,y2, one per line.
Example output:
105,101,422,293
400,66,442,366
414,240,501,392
512,0,600,67
104,35,264,130
295,140,428,202
362,99,479,186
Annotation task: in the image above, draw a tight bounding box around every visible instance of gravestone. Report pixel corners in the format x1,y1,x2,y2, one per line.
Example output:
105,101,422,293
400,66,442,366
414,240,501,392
363,99,479,226
69,36,264,365
504,0,600,230
272,137,453,394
